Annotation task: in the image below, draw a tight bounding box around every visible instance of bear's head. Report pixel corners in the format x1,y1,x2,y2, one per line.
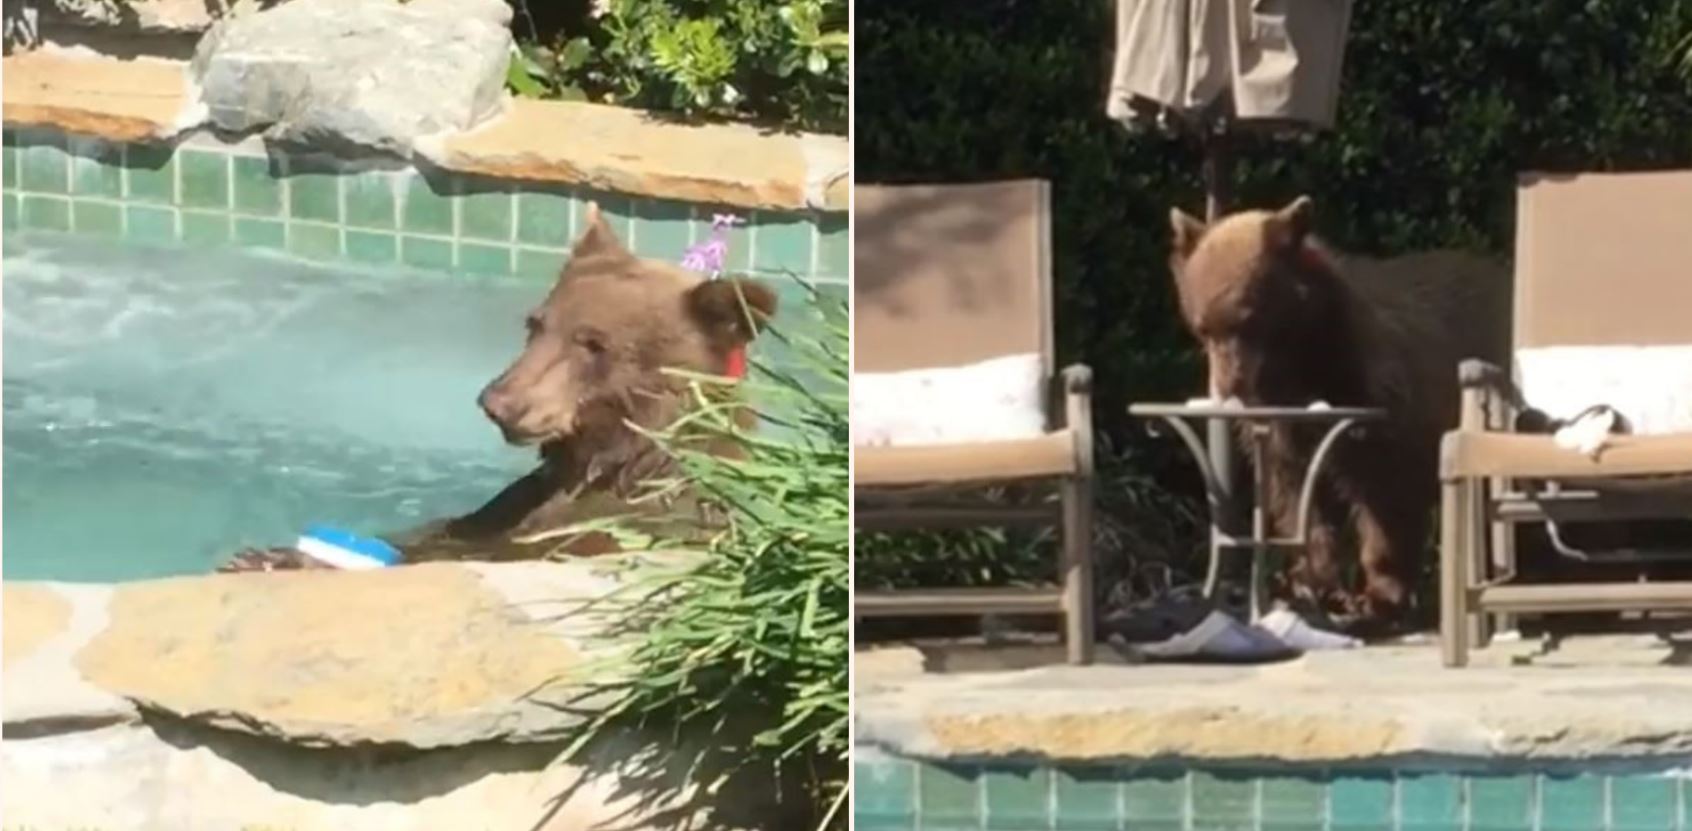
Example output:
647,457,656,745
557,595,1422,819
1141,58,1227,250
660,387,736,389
477,203,777,450
1167,195,1353,404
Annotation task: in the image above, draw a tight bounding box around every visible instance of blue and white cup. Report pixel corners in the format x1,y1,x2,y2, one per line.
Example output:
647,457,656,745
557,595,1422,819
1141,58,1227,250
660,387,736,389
295,525,401,570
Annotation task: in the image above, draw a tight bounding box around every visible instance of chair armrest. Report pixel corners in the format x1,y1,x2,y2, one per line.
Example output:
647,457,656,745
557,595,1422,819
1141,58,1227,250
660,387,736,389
1458,359,1510,391
1059,364,1095,476
1456,359,1522,432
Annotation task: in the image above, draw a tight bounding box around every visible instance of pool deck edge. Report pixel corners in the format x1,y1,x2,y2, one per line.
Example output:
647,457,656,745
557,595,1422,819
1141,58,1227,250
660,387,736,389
854,638,1692,767
2,49,850,214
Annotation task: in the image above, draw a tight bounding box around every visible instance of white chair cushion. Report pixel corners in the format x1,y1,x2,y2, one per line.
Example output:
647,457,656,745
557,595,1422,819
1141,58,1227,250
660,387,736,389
852,353,1046,447
1517,345,1692,436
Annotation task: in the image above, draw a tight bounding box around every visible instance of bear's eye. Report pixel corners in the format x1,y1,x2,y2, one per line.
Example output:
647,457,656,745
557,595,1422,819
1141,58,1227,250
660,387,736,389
524,314,544,338
575,330,608,355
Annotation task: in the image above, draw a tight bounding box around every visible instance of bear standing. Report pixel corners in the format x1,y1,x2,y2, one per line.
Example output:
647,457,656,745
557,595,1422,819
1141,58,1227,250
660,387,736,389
1166,196,1511,629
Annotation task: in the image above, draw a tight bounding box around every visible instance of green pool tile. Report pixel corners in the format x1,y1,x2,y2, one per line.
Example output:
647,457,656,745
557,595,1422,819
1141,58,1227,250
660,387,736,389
1329,774,1392,831
69,144,124,198
1260,775,1325,831
1191,771,1255,831
179,149,229,210
983,765,1050,830
235,217,285,250
918,764,981,828
182,211,230,247
21,195,70,231
854,759,915,831
123,205,176,243
458,242,511,275
402,175,455,234
287,222,341,260
232,156,283,216
402,235,455,271
768,274,824,329
1611,775,1676,831
1469,775,1534,831
816,213,847,279
516,247,566,281
3,143,17,189
346,230,398,264
3,194,17,230
516,190,573,246
634,198,693,262
125,144,176,204
72,200,122,237
1054,766,1120,831
459,185,512,241
1121,771,1186,831
1398,773,1461,831
345,171,397,229
814,279,849,326
19,141,70,194
1538,773,1603,831
288,173,340,222
752,212,813,275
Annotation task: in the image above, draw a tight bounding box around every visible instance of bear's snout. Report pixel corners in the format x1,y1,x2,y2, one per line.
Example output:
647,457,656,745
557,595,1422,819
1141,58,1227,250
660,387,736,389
478,383,529,434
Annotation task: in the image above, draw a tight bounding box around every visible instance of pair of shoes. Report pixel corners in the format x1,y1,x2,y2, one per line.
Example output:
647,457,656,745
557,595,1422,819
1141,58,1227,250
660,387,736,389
1099,594,1359,663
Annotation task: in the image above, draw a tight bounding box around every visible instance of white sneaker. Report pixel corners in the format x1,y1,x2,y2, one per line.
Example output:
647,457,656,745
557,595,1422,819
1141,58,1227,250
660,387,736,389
1256,608,1361,651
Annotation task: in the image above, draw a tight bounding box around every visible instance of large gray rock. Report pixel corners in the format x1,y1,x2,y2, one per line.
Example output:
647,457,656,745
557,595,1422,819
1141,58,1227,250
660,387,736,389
189,0,512,155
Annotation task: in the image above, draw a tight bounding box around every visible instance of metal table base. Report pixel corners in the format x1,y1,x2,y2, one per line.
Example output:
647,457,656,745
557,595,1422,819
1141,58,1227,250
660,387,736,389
1129,403,1386,620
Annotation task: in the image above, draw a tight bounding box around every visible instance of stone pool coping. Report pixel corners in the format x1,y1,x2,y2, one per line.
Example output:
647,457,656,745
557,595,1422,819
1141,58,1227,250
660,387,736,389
3,555,696,749
855,637,1692,767
2,49,850,213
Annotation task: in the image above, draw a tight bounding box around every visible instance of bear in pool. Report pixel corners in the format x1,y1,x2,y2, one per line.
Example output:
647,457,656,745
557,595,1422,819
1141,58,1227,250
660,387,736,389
219,203,777,571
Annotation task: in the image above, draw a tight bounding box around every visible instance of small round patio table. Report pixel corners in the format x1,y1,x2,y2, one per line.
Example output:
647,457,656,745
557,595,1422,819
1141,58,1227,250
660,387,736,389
1127,402,1387,621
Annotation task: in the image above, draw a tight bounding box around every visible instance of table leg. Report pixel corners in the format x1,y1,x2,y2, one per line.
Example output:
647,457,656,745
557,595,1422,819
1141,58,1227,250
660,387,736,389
1248,427,1271,621
1209,417,1247,605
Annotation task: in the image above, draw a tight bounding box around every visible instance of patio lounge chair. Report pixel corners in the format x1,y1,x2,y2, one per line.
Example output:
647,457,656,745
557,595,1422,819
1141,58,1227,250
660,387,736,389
1439,169,1692,668
852,180,1098,665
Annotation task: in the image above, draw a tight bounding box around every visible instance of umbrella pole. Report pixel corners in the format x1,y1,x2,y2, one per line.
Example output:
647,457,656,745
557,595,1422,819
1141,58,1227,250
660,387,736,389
1199,128,1250,613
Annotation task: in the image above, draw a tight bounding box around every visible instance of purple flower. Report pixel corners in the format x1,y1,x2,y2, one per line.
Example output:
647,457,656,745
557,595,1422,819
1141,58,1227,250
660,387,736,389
681,213,743,278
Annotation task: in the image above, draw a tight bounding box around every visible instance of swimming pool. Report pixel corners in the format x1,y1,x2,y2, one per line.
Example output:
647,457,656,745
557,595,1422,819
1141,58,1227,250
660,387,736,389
3,232,539,581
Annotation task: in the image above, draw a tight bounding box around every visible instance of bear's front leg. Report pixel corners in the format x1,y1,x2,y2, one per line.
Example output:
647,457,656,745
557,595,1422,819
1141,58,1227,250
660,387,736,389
1261,442,1347,612
1350,485,1427,630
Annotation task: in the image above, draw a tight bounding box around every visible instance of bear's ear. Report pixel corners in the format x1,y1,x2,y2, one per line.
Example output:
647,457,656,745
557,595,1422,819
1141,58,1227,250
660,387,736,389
1170,208,1207,259
687,277,779,344
570,202,636,262
1267,195,1315,250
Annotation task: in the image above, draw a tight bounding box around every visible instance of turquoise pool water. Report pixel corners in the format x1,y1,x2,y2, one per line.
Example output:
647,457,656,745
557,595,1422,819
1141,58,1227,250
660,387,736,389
3,233,538,581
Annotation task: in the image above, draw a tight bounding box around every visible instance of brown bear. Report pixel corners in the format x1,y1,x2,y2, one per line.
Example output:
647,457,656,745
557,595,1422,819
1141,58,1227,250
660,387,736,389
1167,196,1511,629
219,202,777,571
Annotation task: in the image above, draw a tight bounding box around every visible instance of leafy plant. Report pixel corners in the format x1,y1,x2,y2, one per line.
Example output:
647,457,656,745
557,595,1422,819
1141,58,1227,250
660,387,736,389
547,284,848,830
504,0,847,132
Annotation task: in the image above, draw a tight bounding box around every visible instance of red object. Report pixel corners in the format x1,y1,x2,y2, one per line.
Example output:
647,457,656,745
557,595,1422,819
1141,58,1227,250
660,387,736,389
725,346,748,379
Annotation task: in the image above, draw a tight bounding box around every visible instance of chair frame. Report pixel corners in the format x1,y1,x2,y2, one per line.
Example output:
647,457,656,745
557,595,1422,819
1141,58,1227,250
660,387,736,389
1440,361,1692,667
852,180,1097,665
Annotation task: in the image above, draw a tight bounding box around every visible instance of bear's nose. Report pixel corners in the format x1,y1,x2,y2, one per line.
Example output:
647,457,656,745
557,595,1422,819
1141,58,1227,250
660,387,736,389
478,384,527,425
